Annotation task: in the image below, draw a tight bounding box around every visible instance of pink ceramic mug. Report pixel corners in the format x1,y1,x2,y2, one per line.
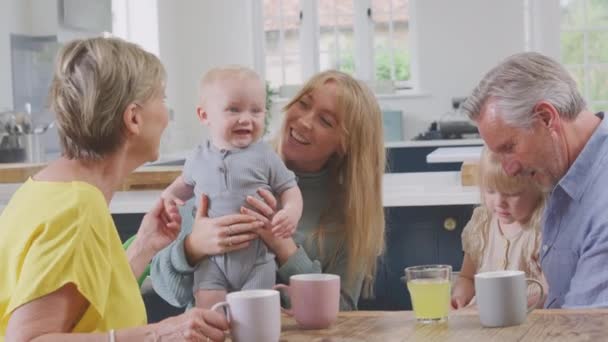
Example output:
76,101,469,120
273,274,340,329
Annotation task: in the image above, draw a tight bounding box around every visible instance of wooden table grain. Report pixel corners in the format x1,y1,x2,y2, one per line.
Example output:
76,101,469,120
276,309,608,341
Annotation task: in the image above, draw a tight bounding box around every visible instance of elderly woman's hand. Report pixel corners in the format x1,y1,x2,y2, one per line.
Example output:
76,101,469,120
137,198,182,255
241,188,298,265
126,198,182,278
183,195,263,266
152,307,228,341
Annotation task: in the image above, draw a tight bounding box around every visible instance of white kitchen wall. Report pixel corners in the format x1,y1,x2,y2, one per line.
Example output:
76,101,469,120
29,0,59,36
0,0,111,111
156,0,256,151
385,0,530,140
0,0,30,111
113,0,159,56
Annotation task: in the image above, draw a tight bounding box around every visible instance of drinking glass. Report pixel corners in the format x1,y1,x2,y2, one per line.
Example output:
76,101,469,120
405,265,452,324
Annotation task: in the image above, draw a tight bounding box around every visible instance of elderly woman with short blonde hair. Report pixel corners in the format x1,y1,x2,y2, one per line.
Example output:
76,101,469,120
0,37,235,341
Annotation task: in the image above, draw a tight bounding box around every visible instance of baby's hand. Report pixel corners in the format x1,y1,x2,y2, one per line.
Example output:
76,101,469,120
270,207,300,238
160,193,184,228
451,295,468,310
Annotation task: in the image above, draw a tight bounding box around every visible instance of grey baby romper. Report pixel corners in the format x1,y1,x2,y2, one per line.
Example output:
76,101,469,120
184,140,297,293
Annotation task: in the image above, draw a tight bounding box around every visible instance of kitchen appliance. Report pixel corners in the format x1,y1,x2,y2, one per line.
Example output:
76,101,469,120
0,110,50,163
414,97,479,140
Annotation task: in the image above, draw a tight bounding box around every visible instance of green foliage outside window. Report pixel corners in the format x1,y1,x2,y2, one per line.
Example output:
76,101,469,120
375,49,410,81
561,0,608,112
334,49,411,81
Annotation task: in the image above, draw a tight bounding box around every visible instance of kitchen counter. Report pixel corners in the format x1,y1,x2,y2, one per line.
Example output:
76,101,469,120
0,172,480,214
385,138,483,148
426,146,483,163
382,172,479,207
133,139,485,166
0,183,163,214
0,163,181,189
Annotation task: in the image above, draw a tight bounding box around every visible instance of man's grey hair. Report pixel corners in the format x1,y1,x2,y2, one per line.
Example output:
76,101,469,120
461,52,586,128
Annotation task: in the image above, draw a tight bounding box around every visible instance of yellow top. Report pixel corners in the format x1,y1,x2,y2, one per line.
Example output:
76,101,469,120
0,179,146,338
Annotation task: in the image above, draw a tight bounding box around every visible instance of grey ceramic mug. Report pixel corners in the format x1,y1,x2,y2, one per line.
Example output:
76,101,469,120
475,270,544,327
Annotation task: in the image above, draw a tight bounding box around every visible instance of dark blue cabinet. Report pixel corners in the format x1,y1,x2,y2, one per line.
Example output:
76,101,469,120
112,214,185,323
359,205,474,310
112,214,141,243
386,145,481,173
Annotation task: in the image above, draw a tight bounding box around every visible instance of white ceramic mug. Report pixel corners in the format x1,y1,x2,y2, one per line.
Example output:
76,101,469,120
211,289,281,342
475,270,544,327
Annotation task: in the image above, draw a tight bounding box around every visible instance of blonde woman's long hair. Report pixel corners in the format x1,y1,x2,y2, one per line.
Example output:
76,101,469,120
478,147,545,228
276,70,385,297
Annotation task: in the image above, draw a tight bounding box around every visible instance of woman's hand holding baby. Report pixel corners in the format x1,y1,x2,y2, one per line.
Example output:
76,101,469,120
240,188,300,264
242,188,301,238
184,195,263,266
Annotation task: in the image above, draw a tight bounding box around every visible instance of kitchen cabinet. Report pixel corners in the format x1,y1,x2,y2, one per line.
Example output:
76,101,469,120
386,140,482,173
112,214,141,243
358,205,474,310
112,213,185,323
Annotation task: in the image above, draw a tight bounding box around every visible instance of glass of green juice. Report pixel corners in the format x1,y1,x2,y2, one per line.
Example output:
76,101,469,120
405,265,452,324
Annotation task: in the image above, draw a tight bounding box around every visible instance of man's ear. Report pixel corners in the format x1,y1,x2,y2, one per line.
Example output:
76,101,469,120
533,101,560,130
123,103,141,136
196,106,209,125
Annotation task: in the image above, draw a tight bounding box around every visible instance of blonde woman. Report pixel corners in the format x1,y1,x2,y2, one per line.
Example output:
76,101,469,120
0,38,236,341
152,70,386,310
451,147,547,309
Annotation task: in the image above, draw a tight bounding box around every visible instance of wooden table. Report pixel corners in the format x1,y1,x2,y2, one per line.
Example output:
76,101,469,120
278,309,607,341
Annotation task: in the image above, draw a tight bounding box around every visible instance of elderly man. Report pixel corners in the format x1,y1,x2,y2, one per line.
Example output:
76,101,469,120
461,52,608,309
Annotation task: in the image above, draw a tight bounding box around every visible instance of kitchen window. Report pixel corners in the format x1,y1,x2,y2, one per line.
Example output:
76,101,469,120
560,0,608,112
254,0,415,92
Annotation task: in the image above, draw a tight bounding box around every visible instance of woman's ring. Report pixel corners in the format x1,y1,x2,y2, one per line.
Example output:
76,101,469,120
228,236,233,246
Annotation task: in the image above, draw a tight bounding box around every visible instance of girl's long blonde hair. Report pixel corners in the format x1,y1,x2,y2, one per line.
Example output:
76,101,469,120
276,70,386,297
478,147,545,228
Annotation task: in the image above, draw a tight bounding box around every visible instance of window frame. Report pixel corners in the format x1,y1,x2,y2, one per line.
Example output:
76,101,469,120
252,0,418,92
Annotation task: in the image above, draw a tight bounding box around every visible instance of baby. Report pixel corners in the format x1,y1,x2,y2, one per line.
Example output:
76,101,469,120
162,65,302,308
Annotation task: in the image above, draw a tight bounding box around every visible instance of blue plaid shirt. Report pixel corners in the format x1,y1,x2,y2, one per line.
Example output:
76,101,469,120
541,112,608,308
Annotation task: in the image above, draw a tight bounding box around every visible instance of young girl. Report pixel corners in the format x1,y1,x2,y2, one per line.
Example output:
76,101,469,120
451,147,546,309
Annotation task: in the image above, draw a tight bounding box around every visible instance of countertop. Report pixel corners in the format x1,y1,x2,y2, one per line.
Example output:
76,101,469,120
0,172,480,214
426,146,483,163
149,139,486,166
385,138,483,148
